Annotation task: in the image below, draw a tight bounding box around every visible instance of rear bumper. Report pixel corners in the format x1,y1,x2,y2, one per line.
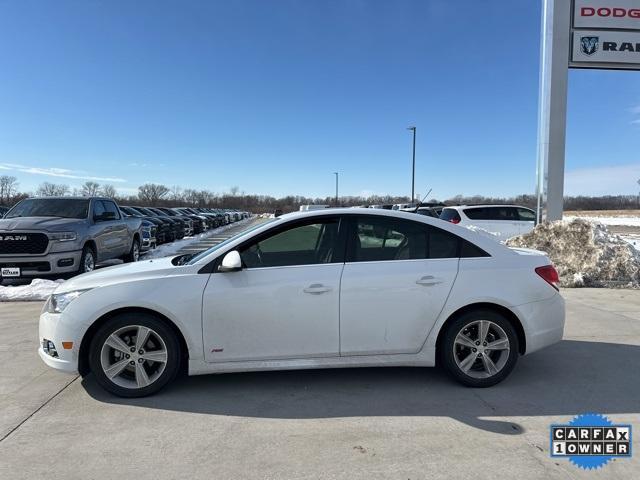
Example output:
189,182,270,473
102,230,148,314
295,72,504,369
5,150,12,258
0,250,82,277
516,293,565,355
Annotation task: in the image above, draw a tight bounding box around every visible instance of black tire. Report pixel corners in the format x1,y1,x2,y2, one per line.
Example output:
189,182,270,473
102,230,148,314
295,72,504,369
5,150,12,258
123,238,140,263
78,245,96,274
88,313,181,397
440,309,519,388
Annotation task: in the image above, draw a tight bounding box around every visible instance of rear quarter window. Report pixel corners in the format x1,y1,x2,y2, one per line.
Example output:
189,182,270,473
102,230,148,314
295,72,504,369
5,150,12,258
460,239,490,258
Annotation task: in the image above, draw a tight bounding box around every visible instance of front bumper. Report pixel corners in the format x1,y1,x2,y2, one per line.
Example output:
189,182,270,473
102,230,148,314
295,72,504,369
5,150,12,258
38,347,78,373
0,250,83,277
38,310,81,373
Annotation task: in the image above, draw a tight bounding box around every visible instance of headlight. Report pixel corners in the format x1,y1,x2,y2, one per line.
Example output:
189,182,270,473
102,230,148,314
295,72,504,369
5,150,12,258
49,232,77,242
45,289,91,313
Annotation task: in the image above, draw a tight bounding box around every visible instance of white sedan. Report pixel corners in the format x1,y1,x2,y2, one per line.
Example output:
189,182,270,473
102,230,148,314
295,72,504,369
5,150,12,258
39,209,564,397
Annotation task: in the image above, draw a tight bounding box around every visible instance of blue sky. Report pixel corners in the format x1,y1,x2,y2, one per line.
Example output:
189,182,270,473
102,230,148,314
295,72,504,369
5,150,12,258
0,0,639,200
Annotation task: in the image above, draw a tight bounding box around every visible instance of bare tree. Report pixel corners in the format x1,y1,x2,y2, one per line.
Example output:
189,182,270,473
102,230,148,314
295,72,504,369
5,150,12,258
80,181,101,197
0,175,19,205
170,185,182,202
229,186,240,196
182,188,199,206
36,182,70,197
138,183,170,205
101,184,117,198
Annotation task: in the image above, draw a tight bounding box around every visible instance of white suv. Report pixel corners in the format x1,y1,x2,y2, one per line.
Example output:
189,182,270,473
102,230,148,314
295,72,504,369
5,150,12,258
440,205,536,240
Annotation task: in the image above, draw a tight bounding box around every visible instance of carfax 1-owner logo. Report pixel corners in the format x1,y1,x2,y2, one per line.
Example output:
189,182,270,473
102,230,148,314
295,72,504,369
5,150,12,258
551,413,633,470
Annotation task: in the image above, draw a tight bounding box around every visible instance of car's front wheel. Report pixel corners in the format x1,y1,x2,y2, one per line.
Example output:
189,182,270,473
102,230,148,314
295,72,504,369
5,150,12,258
89,313,181,397
78,245,96,274
440,310,519,387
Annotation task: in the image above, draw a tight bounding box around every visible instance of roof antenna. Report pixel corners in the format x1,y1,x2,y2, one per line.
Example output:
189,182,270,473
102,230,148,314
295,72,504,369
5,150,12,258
419,188,432,205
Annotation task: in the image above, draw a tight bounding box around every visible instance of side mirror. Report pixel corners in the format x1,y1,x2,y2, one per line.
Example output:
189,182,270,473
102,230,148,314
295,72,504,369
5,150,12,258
218,250,242,272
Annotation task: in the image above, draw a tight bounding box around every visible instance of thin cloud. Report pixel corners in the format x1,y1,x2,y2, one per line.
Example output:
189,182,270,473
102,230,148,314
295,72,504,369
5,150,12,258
128,162,165,168
630,104,640,125
0,163,126,183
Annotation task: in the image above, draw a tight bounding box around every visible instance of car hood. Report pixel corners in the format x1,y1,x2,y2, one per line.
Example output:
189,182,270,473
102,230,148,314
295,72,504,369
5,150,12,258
55,256,181,293
0,216,85,231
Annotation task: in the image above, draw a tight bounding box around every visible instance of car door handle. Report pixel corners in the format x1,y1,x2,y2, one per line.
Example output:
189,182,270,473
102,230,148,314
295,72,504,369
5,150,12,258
416,275,443,286
303,284,332,294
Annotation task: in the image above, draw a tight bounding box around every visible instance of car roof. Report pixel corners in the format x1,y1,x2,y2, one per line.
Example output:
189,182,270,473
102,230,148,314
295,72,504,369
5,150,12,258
26,196,108,201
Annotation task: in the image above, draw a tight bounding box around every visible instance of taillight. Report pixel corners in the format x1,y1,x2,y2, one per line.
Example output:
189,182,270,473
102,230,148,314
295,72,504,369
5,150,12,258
535,265,559,291
449,218,460,224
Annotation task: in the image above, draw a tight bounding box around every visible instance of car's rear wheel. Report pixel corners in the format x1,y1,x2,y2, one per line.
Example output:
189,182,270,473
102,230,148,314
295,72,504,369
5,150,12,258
89,313,180,397
440,310,519,387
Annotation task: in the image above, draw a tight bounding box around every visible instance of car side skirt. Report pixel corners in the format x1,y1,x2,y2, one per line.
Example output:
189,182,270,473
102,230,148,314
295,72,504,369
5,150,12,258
187,348,437,376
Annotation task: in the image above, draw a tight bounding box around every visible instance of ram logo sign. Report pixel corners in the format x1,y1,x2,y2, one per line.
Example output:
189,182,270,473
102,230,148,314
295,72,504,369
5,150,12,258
0,235,28,241
571,30,640,67
580,36,599,55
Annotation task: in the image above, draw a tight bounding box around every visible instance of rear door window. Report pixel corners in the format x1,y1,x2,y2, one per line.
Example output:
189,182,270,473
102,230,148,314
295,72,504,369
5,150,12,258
517,208,536,221
347,216,466,261
489,207,518,221
428,226,460,259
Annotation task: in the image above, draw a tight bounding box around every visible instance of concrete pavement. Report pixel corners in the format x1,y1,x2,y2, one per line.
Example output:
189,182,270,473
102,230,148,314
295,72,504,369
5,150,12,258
0,289,638,479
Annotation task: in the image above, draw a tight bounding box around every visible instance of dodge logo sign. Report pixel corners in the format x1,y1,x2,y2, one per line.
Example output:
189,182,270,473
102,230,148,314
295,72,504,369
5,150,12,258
0,235,28,241
580,36,599,56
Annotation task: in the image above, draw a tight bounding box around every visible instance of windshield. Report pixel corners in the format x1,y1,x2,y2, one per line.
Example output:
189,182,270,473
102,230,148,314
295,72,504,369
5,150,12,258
120,206,137,216
5,198,89,219
186,219,277,265
137,207,155,216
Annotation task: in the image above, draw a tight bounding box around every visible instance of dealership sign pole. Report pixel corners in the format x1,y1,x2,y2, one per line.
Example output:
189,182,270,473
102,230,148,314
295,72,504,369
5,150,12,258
536,0,640,222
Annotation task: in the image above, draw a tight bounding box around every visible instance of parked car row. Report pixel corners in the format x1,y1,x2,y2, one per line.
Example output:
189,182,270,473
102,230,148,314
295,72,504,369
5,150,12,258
0,196,250,280
118,206,250,248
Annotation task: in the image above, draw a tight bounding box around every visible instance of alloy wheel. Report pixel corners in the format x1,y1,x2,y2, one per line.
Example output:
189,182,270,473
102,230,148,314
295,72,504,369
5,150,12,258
99,325,168,389
84,251,95,272
453,320,510,379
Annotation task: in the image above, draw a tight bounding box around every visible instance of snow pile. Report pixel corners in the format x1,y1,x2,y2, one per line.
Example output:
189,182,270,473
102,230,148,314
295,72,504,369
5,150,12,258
463,225,502,241
0,279,63,302
506,219,640,288
142,217,254,260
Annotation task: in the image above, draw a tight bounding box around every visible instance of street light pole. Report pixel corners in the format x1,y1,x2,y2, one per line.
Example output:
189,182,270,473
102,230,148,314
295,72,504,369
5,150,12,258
407,126,416,202
333,172,339,207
